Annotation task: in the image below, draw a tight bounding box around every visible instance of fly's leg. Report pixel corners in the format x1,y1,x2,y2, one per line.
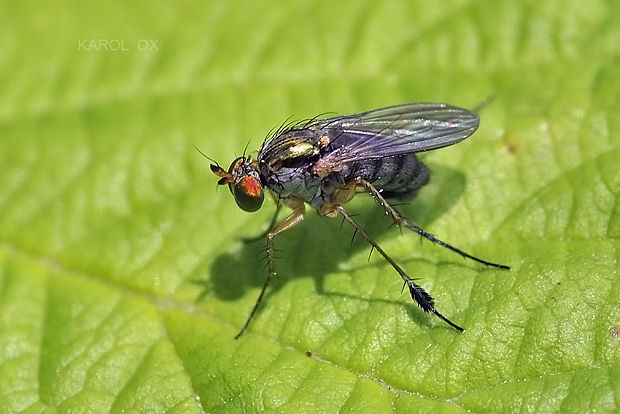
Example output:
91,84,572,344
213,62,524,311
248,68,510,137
235,198,305,339
337,205,463,331
358,179,510,270
242,201,281,243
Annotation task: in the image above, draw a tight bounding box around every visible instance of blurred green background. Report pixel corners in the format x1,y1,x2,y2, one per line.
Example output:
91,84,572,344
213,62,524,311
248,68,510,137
1,0,619,413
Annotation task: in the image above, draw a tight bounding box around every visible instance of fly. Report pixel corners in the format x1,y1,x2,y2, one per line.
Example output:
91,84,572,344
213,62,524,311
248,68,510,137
207,102,510,339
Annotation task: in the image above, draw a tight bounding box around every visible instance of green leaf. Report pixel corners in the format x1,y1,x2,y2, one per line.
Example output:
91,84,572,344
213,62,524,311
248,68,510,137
1,0,619,412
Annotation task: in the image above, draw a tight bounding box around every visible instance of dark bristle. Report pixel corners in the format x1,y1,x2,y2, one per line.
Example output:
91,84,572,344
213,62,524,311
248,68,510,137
406,281,435,313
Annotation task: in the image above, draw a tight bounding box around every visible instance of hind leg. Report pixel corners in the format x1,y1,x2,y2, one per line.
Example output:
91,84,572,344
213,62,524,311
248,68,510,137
358,178,509,269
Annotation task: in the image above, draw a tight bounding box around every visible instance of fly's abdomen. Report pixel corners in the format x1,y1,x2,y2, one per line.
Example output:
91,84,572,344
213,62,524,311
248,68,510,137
350,154,429,200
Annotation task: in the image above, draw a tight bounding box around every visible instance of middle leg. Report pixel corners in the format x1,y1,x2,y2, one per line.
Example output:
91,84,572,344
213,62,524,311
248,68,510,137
336,205,464,331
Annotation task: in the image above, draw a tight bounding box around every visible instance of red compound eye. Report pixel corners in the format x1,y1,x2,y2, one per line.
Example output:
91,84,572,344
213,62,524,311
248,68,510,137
233,176,264,212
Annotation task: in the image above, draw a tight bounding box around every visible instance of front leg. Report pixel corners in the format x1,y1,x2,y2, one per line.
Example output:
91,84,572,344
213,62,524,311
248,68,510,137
242,201,281,243
235,198,305,339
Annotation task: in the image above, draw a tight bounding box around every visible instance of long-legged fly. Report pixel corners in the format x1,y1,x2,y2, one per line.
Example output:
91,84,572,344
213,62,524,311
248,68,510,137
206,102,509,339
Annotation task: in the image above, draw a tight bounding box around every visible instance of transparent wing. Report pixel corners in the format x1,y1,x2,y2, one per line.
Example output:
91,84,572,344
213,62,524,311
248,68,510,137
312,102,479,168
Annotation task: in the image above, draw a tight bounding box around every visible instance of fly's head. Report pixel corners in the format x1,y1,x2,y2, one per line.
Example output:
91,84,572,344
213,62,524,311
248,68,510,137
211,157,264,212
